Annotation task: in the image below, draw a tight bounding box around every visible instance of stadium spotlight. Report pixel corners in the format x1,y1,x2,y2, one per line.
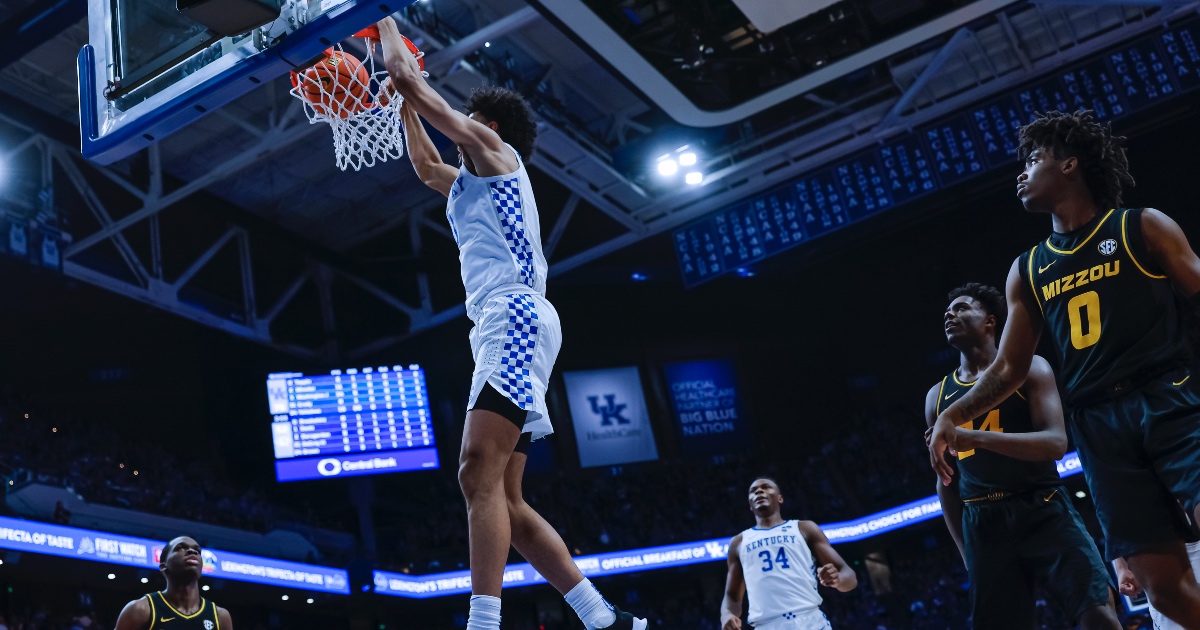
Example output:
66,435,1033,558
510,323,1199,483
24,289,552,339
282,594,289,601
202,585,210,591
107,574,116,580
140,577,148,584
679,152,697,166
631,272,648,281
0,558,4,565
685,172,703,185
484,41,491,48
656,157,678,177
1075,491,1086,498
735,267,756,278
307,598,314,604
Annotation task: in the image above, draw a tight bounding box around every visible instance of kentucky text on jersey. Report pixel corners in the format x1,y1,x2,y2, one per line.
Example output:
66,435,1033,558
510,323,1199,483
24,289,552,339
744,535,799,552
1040,261,1120,301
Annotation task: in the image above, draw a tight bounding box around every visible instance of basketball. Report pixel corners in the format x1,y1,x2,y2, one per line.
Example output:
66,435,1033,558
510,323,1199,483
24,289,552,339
290,49,370,119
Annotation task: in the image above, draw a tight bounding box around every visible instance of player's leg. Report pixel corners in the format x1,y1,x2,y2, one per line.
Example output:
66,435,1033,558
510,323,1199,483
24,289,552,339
459,407,523,597
503,439,646,630
1138,368,1200,625
503,435,586,592
1149,541,1200,630
962,503,1036,630
1019,487,1119,630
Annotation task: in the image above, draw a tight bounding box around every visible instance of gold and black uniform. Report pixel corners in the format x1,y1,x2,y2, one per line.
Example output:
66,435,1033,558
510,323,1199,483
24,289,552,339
935,373,1060,500
937,371,1108,630
1017,207,1200,561
146,591,220,630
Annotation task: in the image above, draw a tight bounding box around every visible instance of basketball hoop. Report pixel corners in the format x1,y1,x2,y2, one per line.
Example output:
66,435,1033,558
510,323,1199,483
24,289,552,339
288,26,426,171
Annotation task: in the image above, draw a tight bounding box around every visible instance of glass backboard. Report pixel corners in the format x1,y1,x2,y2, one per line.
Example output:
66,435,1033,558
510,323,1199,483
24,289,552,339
79,0,413,164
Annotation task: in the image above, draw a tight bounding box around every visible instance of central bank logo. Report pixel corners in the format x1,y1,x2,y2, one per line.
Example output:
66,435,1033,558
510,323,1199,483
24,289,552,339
588,394,630,426
317,458,343,477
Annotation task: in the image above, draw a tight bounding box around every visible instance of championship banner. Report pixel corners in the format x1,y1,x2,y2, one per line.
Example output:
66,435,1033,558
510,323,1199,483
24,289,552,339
562,367,659,468
663,360,750,455
0,516,349,594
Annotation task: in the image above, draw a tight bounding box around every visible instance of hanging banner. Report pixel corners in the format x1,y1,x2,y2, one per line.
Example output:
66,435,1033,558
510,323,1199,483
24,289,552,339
562,367,659,468
663,360,750,455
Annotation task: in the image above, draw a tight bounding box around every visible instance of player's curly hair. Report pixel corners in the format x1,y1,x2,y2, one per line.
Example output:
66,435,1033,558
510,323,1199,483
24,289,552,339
949,282,1006,331
1017,110,1134,210
463,86,538,161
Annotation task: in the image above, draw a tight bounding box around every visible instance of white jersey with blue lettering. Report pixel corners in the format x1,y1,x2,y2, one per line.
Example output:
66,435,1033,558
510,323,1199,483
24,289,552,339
447,144,558,440
738,520,824,627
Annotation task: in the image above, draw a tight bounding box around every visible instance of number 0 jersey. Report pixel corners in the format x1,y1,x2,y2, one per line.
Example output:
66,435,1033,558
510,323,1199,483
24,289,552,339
935,370,1061,500
1018,208,1189,408
737,520,822,626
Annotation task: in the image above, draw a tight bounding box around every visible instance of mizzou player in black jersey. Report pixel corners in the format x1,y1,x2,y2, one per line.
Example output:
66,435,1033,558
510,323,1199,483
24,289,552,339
929,110,1200,626
115,537,232,630
924,283,1118,630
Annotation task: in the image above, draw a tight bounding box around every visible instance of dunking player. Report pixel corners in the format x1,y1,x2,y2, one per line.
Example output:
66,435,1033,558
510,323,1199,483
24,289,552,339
115,536,232,630
929,110,1200,625
720,478,856,630
375,17,646,630
925,283,1118,629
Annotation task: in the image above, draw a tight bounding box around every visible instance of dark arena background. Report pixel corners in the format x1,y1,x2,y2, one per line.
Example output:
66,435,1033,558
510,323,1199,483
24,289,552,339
0,0,1198,628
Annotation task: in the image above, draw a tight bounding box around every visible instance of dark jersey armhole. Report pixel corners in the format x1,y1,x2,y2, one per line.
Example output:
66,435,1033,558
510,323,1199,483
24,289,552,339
1124,208,1166,276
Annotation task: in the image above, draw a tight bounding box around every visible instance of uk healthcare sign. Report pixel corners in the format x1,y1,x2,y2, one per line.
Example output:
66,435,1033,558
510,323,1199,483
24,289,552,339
562,367,659,468
663,359,750,455
0,516,349,594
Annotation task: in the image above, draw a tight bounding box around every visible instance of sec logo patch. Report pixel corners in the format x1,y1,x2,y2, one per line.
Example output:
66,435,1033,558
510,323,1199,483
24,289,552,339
1098,238,1118,256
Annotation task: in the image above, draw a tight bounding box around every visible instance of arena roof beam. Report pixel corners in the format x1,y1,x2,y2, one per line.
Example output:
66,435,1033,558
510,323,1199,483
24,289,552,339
422,6,542,77
875,27,975,132
0,0,86,73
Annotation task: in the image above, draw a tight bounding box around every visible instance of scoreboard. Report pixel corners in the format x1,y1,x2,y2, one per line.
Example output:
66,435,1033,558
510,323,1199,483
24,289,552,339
675,20,1200,286
267,366,439,482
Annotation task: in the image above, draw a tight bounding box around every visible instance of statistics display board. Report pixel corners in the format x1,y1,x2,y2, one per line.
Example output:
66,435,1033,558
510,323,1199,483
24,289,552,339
267,366,439,482
675,20,1200,286
0,516,349,593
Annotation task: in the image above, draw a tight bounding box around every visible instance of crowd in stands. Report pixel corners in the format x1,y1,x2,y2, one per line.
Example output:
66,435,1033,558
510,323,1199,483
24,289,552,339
0,386,300,536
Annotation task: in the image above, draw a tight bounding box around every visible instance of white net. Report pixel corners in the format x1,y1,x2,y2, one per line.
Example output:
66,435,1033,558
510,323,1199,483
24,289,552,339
288,40,413,171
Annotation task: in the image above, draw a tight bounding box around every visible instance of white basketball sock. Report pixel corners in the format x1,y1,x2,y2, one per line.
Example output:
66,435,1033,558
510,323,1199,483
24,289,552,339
564,578,617,629
466,595,501,630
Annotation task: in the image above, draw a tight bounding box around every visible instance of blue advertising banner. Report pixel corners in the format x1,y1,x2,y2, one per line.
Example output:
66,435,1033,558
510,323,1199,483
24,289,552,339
0,516,349,594
663,360,750,455
563,367,659,468
373,451,1084,598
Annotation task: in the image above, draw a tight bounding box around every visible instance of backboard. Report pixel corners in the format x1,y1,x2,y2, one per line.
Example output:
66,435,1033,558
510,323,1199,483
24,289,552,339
78,0,415,164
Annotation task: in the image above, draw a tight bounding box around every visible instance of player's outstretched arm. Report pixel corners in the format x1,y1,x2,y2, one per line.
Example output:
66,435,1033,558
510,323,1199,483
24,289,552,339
114,597,151,630
375,18,516,175
930,257,1043,485
720,534,746,630
1141,208,1200,296
925,384,965,563
959,355,1067,461
799,521,857,593
217,606,233,630
398,100,456,197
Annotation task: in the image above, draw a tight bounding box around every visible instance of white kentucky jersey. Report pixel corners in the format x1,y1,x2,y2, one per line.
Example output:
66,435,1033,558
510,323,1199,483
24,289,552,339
738,520,823,627
445,144,549,312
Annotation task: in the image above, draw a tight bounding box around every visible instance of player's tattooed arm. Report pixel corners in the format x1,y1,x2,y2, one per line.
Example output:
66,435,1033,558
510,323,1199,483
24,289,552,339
376,18,516,175
114,596,151,630
925,384,965,563
798,521,857,593
1141,208,1200,296
720,534,746,630
962,356,1068,461
930,257,1043,485
397,100,457,197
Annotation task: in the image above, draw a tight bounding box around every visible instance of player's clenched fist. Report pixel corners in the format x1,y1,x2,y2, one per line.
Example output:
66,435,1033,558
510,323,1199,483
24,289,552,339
818,563,842,589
